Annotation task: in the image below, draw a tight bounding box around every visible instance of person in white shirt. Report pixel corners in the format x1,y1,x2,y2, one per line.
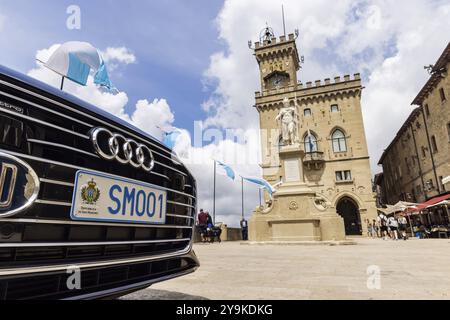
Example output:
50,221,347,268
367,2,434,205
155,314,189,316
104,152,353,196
387,216,399,240
398,215,408,240
377,213,389,240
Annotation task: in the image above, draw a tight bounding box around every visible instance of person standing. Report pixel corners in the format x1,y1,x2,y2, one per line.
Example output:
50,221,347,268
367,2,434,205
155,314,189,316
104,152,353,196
378,213,389,240
372,219,379,238
197,209,208,242
388,216,399,240
240,218,249,241
398,215,408,241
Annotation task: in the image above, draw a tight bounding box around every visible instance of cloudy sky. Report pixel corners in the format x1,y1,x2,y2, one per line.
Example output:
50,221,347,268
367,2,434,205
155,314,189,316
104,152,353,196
0,0,449,226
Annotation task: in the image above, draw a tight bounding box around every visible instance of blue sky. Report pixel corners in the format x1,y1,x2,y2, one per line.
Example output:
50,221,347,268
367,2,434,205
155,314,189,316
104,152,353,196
0,0,224,133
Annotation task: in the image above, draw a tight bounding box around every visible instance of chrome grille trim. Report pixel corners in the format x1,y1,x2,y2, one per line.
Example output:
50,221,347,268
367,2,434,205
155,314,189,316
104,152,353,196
0,238,191,248
1,149,174,183
0,79,178,160
167,200,195,209
0,107,89,139
28,139,99,158
40,178,74,187
0,89,94,128
28,138,186,178
0,243,193,277
0,218,194,229
35,199,72,207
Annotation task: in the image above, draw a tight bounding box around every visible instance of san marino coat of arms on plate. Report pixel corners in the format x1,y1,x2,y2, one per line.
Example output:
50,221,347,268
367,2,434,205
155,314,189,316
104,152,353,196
81,179,101,205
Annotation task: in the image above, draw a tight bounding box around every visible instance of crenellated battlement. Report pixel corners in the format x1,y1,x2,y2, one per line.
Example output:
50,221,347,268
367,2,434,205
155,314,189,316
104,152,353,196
255,73,361,98
254,33,296,49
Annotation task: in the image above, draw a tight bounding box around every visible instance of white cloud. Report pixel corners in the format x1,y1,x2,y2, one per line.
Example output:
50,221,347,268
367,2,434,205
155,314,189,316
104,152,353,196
101,47,136,65
130,99,175,139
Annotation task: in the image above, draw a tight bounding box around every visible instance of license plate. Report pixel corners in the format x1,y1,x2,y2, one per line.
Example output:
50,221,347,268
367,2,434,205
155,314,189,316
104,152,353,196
71,170,167,225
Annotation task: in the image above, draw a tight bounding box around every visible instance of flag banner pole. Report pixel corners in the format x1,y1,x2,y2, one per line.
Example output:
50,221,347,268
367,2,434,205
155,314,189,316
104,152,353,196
213,160,217,225
60,76,65,91
241,177,245,220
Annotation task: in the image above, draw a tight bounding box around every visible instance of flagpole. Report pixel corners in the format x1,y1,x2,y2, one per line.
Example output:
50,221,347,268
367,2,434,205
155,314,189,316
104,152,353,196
213,160,216,225
60,76,65,91
241,177,245,220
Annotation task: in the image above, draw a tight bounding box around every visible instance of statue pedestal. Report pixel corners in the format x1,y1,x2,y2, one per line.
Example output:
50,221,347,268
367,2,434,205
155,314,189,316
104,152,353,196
250,145,346,242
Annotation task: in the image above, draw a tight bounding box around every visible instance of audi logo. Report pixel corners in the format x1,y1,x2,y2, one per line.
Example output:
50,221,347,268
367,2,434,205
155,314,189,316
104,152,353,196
91,128,155,172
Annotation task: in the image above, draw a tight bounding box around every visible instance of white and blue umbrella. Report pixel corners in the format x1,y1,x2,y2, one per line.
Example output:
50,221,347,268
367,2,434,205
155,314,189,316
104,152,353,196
43,41,115,90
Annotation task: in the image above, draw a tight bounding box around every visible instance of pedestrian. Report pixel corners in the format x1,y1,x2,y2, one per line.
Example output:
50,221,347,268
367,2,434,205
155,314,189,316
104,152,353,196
240,218,249,241
387,215,399,240
398,215,408,240
372,219,379,238
365,219,372,238
378,213,389,240
197,209,208,243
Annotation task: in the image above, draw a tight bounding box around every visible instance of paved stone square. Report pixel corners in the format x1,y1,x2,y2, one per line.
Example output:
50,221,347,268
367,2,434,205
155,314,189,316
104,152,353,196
122,239,450,300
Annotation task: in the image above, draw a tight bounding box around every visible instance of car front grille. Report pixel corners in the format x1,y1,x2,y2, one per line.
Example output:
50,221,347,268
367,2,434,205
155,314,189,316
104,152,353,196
0,70,198,299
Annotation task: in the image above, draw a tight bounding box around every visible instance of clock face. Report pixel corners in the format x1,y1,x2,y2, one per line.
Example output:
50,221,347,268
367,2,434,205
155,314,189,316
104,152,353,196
273,77,282,87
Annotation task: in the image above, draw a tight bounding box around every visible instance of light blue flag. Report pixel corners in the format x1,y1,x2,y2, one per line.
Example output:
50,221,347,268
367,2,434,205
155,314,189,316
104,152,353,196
216,161,236,181
94,61,116,90
67,53,91,86
163,130,181,150
242,177,276,196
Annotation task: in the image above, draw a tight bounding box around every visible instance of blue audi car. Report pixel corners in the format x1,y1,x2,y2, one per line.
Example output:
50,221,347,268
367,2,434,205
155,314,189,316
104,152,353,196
0,65,199,300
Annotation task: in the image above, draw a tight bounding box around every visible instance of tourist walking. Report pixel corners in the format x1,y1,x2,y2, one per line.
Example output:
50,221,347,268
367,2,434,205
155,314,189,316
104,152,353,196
372,219,379,238
398,215,408,240
378,213,389,240
365,219,372,237
387,216,399,240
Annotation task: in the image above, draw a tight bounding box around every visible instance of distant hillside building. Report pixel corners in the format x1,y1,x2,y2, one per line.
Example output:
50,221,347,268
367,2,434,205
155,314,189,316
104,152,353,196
377,42,450,205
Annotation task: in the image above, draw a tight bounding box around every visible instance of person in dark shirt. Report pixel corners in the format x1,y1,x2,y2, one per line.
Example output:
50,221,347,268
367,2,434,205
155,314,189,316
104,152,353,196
240,218,249,241
197,209,208,242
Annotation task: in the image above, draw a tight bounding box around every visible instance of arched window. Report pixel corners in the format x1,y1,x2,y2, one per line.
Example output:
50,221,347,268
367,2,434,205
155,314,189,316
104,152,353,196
304,108,312,117
304,132,318,153
332,129,347,153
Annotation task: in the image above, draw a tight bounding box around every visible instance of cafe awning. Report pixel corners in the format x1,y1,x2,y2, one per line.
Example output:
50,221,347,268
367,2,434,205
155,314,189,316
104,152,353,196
410,194,450,213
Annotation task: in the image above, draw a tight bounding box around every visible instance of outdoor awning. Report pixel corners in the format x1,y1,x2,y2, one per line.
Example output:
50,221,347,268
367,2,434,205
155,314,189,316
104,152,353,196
410,194,450,213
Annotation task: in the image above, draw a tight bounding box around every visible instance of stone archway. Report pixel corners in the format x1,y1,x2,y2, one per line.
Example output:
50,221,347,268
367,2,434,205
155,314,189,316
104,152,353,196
336,196,362,236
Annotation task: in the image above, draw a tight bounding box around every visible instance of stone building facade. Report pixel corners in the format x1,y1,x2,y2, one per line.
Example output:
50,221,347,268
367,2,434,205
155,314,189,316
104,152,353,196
377,42,450,205
250,32,377,238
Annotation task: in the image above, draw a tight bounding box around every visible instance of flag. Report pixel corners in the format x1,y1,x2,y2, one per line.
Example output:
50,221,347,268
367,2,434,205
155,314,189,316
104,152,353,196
162,130,182,150
307,129,315,152
94,61,116,90
216,160,236,181
43,41,116,91
242,176,276,197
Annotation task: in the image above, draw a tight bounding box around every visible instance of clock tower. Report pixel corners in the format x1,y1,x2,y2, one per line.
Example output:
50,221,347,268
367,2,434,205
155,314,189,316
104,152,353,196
254,27,301,92
249,27,377,242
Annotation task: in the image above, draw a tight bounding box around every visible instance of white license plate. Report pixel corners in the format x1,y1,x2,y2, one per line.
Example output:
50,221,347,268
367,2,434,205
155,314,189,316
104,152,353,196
71,170,167,225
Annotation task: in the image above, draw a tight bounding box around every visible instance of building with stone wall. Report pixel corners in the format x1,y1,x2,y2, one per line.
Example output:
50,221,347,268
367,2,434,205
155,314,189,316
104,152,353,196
249,30,377,240
377,41,450,205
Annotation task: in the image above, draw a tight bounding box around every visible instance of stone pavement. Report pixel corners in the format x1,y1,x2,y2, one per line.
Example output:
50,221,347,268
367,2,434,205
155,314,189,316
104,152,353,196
122,238,450,300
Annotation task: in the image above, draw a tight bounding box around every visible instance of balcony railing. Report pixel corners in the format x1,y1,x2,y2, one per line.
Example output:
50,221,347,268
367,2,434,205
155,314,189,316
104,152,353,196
303,151,325,170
